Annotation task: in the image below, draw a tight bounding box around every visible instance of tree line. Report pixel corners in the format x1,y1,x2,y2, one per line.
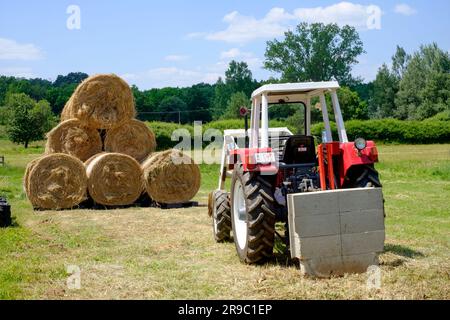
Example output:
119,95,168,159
0,23,449,147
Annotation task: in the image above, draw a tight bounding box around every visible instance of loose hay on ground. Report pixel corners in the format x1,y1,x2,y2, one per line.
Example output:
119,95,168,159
104,119,156,162
60,74,135,129
86,153,144,206
142,149,201,204
45,119,102,162
25,153,87,210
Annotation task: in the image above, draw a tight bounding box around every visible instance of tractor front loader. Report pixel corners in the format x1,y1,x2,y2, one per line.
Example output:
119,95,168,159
208,82,385,277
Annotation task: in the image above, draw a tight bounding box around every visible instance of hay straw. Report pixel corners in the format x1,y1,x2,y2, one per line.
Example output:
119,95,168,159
104,119,156,162
23,157,41,195
142,149,201,204
45,119,102,162
26,154,87,210
86,153,144,206
60,74,135,129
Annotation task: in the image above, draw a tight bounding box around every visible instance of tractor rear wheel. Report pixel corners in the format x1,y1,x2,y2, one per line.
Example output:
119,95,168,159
209,190,232,242
230,164,276,264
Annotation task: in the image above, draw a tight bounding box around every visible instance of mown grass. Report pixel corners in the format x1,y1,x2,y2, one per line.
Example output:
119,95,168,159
0,140,449,299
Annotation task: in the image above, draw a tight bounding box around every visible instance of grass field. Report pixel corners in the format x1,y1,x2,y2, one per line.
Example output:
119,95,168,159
0,140,449,300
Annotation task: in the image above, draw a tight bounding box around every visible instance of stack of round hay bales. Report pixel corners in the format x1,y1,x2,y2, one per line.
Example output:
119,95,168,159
24,73,200,210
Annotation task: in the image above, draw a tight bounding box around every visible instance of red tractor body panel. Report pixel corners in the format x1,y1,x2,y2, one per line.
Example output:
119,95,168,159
339,141,379,186
228,148,278,174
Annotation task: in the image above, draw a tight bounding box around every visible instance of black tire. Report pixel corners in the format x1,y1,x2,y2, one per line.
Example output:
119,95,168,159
230,164,276,264
345,164,382,188
210,190,232,242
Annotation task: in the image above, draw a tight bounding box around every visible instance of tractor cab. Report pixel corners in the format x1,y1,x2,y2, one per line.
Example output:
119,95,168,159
210,81,385,277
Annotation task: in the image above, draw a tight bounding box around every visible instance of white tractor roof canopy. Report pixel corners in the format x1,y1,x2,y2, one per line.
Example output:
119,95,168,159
251,81,340,104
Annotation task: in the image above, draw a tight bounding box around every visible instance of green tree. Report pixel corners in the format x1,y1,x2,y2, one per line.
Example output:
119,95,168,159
158,96,187,123
370,64,399,118
5,93,54,148
213,62,258,119
225,61,256,97
53,72,88,87
392,46,410,78
395,43,450,120
212,77,233,119
33,99,57,133
337,87,368,120
264,23,364,85
222,92,250,119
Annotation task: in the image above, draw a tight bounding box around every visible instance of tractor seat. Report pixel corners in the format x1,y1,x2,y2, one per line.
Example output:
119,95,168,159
281,135,316,165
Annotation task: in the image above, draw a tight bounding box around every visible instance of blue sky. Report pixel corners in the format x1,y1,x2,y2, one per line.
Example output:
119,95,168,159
0,0,449,89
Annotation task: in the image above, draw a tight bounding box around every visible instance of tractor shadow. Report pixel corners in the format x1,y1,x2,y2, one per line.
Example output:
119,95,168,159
380,243,425,268
264,242,426,270
384,243,425,258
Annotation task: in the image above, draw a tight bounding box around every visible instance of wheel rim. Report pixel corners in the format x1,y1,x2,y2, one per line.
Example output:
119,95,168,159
233,180,247,250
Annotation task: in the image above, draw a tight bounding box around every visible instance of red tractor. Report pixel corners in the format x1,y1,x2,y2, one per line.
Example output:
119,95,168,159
208,82,384,276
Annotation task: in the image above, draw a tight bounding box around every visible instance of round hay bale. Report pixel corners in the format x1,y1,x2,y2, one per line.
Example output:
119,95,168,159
84,152,107,167
45,119,102,162
142,149,201,204
86,153,144,206
104,119,156,162
60,74,135,129
26,154,87,210
23,157,42,195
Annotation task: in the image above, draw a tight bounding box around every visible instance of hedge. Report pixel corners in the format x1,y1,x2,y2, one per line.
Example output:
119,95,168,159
145,119,450,150
311,119,450,144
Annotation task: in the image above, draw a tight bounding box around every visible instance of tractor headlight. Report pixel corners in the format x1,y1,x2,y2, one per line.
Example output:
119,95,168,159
354,138,367,151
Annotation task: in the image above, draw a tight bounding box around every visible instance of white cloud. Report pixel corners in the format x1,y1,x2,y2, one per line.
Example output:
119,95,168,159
394,4,417,16
0,38,44,60
205,8,292,43
191,2,382,44
294,2,381,29
219,48,261,69
185,32,208,39
164,55,189,62
122,67,221,88
220,48,242,59
0,67,35,78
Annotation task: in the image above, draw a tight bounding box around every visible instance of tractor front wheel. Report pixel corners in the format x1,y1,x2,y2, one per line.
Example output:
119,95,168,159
230,164,276,264
345,164,382,188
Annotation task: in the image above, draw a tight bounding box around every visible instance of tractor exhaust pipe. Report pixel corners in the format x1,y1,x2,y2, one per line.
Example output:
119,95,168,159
240,106,249,148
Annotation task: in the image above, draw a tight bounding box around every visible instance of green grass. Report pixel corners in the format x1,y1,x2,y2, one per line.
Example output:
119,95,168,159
0,140,449,299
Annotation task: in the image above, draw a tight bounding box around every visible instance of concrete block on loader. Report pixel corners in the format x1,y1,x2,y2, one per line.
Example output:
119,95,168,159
287,188,385,277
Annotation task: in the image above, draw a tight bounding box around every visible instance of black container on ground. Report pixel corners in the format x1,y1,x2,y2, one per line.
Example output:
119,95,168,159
0,197,11,227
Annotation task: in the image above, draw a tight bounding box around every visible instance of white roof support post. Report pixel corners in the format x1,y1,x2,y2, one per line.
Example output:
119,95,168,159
249,98,255,148
306,97,311,136
319,93,333,142
260,94,269,148
330,90,348,143
250,97,260,148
